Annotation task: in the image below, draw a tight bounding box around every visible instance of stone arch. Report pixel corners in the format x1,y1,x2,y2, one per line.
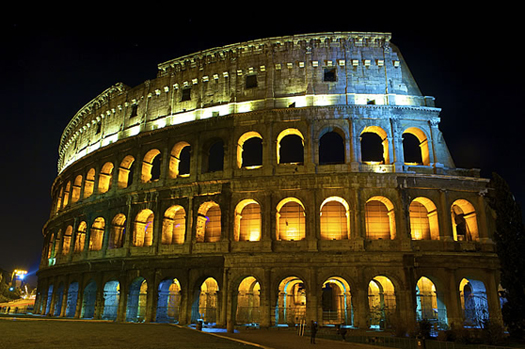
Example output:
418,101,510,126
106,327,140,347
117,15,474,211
102,280,120,320
235,276,261,325
319,127,345,165
53,282,65,316
416,276,447,326
192,277,219,324
321,276,353,326
169,141,191,178
141,149,162,183
62,225,73,255
84,168,95,198
459,277,489,327
277,128,304,164
133,209,154,247
368,275,396,329
365,196,396,240
109,213,126,249
237,131,263,169
71,175,82,203
276,276,306,326
117,155,135,189
62,181,71,207
162,205,186,245
65,281,79,317
74,221,87,253
98,162,114,193
56,186,64,212
403,127,430,166
451,199,479,241
81,279,97,319
203,138,224,173
320,196,350,240
360,126,389,164
276,197,306,241
126,277,147,322
233,199,262,242
89,217,105,251
196,201,221,243
410,197,439,240
157,278,182,323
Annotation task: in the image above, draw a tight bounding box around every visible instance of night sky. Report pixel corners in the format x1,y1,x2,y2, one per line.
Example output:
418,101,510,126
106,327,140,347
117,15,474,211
2,8,522,286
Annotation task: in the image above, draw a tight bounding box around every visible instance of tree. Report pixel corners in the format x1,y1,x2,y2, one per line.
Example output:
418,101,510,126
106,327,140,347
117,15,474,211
488,172,525,339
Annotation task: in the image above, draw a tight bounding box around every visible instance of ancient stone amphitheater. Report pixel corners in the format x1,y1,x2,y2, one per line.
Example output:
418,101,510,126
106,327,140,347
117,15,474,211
36,32,502,332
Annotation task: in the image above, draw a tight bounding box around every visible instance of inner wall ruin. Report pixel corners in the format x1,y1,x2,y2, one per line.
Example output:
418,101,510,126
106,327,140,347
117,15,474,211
36,32,501,331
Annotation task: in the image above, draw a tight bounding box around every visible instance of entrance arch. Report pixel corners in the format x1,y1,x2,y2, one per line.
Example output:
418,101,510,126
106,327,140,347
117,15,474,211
321,277,352,326
416,276,447,326
236,276,261,325
368,276,396,329
65,282,79,317
102,280,120,320
81,280,97,319
157,278,182,323
459,278,489,327
126,277,147,322
191,277,219,324
276,276,306,326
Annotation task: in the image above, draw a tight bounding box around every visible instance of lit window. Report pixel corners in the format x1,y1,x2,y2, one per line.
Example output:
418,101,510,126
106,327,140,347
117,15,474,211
276,198,305,241
320,198,349,240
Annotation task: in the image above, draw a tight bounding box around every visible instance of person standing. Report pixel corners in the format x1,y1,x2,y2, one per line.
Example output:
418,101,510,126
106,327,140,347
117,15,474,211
310,320,318,344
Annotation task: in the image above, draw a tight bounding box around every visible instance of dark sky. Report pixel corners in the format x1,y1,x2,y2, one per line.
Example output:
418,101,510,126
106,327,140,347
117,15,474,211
2,8,523,286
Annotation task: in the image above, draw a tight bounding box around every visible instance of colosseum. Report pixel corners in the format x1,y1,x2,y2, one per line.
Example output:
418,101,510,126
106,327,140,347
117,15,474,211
35,31,502,333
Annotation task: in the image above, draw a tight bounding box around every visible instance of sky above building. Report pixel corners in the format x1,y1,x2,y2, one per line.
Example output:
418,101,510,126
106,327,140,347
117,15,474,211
1,8,522,286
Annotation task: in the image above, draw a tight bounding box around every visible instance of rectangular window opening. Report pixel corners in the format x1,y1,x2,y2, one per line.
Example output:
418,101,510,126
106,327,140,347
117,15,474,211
324,67,337,82
245,75,258,89
181,88,191,102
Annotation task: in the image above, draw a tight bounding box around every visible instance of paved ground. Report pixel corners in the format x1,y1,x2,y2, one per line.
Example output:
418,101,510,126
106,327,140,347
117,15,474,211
0,315,382,349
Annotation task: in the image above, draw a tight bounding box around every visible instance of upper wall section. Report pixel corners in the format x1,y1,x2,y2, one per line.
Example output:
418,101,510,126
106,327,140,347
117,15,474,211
57,32,440,174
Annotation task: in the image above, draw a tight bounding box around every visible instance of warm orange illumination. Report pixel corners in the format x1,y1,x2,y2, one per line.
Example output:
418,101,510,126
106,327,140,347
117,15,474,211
71,175,82,203
199,277,219,323
403,127,430,166
237,132,263,169
365,197,395,239
236,276,261,324
451,199,479,241
118,155,135,189
162,205,186,244
234,199,261,242
133,209,154,247
368,276,396,328
320,197,349,240
276,198,305,241
361,126,390,164
62,226,73,255
110,213,126,249
276,128,304,164
416,276,438,321
98,162,114,194
277,276,306,325
63,182,71,207
169,142,191,178
74,221,87,253
196,202,221,243
141,149,161,183
89,217,105,251
410,197,439,240
321,276,352,325
84,168,95,198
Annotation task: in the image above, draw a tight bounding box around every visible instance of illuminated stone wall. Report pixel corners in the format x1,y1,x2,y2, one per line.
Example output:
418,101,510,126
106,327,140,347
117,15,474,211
37,32,501,332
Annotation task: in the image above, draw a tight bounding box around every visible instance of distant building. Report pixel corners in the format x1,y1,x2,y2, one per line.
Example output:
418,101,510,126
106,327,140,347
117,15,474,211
36,32,501,331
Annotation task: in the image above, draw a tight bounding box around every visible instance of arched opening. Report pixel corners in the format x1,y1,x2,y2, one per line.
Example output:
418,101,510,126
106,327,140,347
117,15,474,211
65,281,79,317
53,282,64,316
192,277,219,324
109,214,126,249
365,197,396,240
162,206,186,245
102,280,120,320
98,162,114,193
319,130,345,165
459,278,489,328
45,285,53,315
276,276,306,326
368,276,396,329
237,132,263,169
118,155,135,189
236,276,261,325
277,129,304,164
169,142,191,178
126,277,147,322
276,198,305,241
410,198,439,240
133,209,154,247
451,199,479,241
56,187,64,212
63,182,71,207
234,200,261,242
205,140,224,173
361,126,389,164
157,278,181,323
321,277,353,326
196,202,221,243
62,225,73,255
81,280,97,319
320,197,350,240
403,127,430,166
74,221,87,253
89,217,105,251
71,175,82,203
141,149,162,183
416,276,447,327
84,168,95,198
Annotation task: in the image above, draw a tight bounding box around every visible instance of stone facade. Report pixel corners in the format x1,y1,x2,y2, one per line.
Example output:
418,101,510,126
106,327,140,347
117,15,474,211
36,32,501,332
